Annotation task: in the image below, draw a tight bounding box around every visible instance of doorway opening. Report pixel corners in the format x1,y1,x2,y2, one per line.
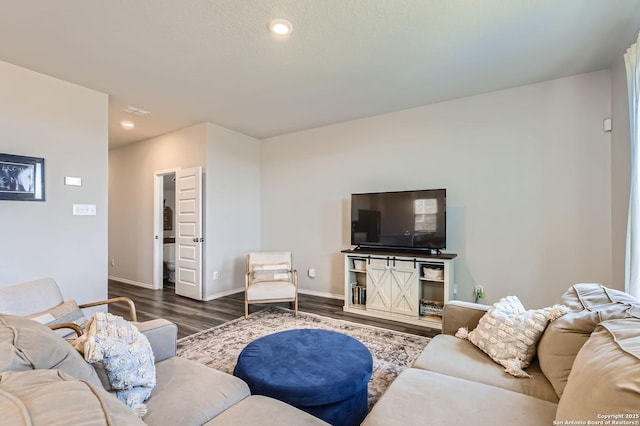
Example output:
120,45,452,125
162,173,176,289
153,166,204,299
153,168,179,291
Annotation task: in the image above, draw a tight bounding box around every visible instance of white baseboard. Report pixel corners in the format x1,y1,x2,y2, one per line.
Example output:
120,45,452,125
109,277,344,301
298,288,344,300
203,287,244,301
202,287,343,301
108,276,154,289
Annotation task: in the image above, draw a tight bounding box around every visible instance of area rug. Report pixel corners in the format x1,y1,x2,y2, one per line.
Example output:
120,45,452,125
176,306,431,409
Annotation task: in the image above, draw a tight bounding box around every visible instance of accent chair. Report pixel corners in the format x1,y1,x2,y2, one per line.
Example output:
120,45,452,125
245,251,298,318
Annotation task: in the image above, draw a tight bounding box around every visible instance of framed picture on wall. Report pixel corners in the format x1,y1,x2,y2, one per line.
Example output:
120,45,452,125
0,153,45,201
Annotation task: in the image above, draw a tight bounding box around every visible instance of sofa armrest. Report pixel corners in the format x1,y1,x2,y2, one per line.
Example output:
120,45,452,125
136,319,178,362
441,301,491,335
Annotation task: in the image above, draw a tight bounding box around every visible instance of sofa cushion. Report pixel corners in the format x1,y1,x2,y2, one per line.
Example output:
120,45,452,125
556,318,640,422
362,368,558,426
537,302,635,398
205,395,330,425
0,369,144,426
461,296,569,377
135,318,178,362
143,356,250,426
246,281,296,301
413,334,559,402
0,314,102,388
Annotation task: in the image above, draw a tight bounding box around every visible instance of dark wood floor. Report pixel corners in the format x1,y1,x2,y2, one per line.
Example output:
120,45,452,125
108,280,440,339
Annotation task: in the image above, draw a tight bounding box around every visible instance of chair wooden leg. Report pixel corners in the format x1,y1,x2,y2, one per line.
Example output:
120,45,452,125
245,301,249,319
294,295,298,316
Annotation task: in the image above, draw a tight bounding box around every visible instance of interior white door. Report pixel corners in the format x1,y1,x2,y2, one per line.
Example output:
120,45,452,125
175,166,203,300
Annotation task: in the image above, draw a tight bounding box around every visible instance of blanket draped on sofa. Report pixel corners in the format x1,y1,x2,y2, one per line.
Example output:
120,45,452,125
73,312,156,414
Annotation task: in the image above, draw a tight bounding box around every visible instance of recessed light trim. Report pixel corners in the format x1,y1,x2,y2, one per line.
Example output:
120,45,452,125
269,19,292,36
120,120,135,130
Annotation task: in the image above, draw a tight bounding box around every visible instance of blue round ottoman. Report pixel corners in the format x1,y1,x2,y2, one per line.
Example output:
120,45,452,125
233,329,373,426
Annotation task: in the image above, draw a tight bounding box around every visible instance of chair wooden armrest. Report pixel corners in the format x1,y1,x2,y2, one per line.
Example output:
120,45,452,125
79,297,137,322
49,322,83,338
245,271,251,290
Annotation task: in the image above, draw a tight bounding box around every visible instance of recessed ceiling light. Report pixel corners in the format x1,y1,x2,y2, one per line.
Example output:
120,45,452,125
269,19,292,36
120,120,135,130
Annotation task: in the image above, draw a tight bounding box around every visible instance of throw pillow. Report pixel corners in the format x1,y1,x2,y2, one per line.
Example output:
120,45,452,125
27,299,86,338
251,262,291,283
537,301,637,397
456,296,569,378
0,314,103,388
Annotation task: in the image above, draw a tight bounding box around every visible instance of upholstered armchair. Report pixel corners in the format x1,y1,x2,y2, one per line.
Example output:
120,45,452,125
245,251,298,318
0,277,177,360
0,277,136,338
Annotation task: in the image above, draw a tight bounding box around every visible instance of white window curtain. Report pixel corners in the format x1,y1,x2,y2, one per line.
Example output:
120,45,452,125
625,32,640,299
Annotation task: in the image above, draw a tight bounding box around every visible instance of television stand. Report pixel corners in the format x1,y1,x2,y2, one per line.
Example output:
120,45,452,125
341,249,457,329
346,246,454,259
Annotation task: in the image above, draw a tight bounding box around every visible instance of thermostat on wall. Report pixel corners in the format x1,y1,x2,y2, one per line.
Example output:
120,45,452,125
65,176,82,186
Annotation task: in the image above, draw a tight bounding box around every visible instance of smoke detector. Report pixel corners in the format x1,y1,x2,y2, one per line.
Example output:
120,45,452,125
121,105,150,116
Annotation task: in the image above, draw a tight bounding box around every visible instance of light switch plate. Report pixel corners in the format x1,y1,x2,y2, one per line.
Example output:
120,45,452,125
65,176,82,186
73,204,96,216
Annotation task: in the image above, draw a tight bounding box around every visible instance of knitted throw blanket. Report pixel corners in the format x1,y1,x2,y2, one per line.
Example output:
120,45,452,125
73,312,156,415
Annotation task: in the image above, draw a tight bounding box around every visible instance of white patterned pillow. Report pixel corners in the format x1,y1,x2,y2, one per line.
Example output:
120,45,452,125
456,296,569,378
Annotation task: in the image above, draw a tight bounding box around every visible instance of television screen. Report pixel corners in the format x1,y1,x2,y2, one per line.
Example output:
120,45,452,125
351,189,446,250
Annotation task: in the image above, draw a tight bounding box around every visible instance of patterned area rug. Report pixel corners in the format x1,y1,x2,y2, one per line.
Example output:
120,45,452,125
176,307,431,409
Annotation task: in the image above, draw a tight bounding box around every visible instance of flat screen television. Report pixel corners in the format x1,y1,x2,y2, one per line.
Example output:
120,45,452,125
350,189,446,251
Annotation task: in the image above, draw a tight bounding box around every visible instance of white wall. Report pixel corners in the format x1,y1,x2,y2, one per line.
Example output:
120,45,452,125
109,124,206,287
611,55,632,291
204,123,261,299
109,122,261,298
261,71,613,307
0,60,109,303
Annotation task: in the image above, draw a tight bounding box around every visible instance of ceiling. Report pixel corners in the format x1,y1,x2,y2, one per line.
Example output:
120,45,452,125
1,1,640,149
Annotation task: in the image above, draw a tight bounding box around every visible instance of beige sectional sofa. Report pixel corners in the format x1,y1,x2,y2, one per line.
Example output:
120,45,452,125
0,313,327,425
363,284,640,425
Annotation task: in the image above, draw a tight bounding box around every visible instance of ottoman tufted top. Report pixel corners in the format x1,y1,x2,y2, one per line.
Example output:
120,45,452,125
233,329,373,407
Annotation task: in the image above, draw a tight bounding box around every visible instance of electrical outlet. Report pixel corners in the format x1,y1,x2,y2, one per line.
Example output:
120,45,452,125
110,259,115,267
474,285,485,298
213,271,219,280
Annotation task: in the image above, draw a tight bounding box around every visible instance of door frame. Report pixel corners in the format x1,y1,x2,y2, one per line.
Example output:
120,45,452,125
153,168,180,290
